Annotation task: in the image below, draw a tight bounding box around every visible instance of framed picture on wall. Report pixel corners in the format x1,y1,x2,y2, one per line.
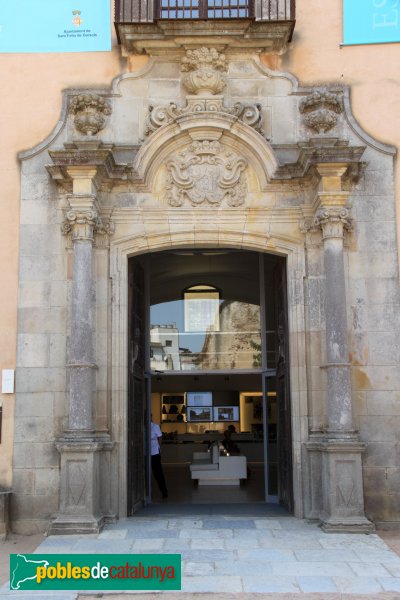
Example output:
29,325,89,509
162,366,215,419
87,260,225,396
187,406,212,422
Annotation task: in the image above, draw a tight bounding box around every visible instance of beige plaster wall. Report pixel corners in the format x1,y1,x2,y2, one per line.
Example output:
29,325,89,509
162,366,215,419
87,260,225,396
0,0,399,488
0,3,124,487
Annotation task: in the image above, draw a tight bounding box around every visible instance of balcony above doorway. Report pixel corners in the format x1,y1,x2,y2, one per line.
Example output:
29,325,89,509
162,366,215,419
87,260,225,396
114,0,296,56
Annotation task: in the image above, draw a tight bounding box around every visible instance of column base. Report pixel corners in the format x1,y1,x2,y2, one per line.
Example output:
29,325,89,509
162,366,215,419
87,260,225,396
321,516,375,534
306,436,375,534
50,435,115,536
49,514,106,536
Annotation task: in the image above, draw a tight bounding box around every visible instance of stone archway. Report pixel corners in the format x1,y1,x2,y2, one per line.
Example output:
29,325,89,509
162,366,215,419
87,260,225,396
109,233,305,520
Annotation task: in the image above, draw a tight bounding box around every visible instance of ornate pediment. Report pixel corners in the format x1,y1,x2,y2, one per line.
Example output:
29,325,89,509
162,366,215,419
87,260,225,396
165,139,248,208
144,47,264,138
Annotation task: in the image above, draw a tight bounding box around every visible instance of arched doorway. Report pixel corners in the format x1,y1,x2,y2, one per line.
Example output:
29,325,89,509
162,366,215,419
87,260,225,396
127,249,293,514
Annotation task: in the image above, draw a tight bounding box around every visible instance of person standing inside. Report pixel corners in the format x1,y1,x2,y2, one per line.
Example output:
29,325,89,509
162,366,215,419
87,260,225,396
151,418,168,499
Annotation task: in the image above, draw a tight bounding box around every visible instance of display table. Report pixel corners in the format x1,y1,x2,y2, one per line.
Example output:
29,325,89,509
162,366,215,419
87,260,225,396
189,445,247,486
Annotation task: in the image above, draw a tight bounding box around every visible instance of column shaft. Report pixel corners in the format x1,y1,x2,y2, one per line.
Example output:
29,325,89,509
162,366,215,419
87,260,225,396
69,238,95,432
323,234,354,434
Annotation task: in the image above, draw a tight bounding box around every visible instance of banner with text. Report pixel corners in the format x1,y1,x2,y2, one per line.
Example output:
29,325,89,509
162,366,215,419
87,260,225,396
0,0,111,53
10,554,181,591
343,0,400,45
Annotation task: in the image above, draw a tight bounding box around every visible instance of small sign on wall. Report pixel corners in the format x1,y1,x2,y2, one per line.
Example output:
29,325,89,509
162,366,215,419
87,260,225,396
1,370,15,394
0,0,111,53
343,0,400,45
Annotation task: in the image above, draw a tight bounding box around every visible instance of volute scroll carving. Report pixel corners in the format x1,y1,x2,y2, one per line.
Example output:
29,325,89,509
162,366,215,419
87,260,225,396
145,100,264,137
62,208,115,243
165,140,248,208
313,207,353,240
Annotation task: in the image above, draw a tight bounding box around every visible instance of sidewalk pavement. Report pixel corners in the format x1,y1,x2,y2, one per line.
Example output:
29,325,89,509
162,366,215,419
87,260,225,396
1,516,400,599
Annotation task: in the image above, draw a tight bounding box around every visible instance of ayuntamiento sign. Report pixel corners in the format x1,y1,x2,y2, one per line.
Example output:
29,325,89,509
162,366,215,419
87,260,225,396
0,0,111,52
343,0,400,45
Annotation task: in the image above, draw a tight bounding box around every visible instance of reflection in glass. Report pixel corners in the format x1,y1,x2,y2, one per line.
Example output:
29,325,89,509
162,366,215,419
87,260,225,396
150,298,261,372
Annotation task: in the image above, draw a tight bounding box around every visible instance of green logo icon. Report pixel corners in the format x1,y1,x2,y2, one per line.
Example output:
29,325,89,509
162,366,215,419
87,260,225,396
10,554,181,591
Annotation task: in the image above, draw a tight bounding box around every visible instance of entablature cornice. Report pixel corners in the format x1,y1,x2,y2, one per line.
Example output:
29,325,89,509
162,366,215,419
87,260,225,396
46,142,137,192
46,137,367,200
271,138,367,186
117,20,294,57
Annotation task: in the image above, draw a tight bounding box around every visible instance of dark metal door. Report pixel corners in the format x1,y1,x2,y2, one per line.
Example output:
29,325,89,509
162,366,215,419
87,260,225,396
127,258,147,515
274,259,294,512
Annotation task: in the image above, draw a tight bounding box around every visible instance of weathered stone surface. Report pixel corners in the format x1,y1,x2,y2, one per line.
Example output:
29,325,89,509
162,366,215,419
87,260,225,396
14,393,53,418
16,367,66,393
13,442,59,468
359,416,400,442
367,391,400,416
14,417,54,443
19,281,51,308
35,468,60,496
11,493,59,523
17,333,49,368
49,334,67,368
11,470,35,495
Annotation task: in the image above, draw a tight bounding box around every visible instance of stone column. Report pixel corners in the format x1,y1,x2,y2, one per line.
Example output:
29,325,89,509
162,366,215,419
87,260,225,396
50,167,114,535
306,164,374,533
315,204,354,436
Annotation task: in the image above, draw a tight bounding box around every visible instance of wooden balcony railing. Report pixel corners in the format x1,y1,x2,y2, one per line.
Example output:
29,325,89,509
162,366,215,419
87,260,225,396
115,0,295,24
156,0,253,20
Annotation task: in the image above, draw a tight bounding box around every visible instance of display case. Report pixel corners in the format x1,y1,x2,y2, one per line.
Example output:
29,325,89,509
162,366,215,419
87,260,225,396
161,393,186,424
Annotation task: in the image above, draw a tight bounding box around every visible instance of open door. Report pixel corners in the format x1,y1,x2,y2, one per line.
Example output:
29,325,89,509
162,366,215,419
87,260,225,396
127,258,147,515
274,259,294,513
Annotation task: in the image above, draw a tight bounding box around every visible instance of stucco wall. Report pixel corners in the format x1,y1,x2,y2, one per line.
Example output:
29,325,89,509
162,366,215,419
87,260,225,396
0,0,399,499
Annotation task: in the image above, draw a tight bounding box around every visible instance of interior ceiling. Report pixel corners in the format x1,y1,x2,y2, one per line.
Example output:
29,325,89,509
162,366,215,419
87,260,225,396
151,372,263,393
148,249,281,305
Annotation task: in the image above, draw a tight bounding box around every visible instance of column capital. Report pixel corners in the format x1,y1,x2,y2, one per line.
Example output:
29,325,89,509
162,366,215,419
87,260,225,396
62,199,115,243
62,207,98,242
314,206,353,240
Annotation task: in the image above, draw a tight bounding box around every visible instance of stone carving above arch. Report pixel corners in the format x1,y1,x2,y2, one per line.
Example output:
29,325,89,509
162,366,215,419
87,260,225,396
181,47,227,96
165,139,248,208
145,100,263,137
69,94,112,136
144,48,264,138
299,91,343,134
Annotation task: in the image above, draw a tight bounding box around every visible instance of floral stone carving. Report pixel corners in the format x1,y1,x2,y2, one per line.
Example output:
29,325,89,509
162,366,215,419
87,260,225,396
144,46,264,137
299,91,343,133
69,94,112,136
165,140,248,208
181,47,227,96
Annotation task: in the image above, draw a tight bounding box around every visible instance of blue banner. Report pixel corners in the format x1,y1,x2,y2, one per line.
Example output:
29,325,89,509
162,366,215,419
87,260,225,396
0,0,111,53
343,0,400,45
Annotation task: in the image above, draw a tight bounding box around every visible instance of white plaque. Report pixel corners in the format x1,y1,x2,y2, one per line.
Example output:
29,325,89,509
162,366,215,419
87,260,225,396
2,369,15,394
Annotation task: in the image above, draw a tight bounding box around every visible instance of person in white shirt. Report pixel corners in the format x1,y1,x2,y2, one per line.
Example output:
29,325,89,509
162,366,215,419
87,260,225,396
151,419,168,498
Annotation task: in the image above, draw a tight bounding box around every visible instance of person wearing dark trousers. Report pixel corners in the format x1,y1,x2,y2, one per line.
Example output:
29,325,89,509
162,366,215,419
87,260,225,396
151,419,168,498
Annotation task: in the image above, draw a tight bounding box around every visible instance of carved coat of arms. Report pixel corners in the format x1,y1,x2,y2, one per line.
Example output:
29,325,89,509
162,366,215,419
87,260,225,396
165,140,248,207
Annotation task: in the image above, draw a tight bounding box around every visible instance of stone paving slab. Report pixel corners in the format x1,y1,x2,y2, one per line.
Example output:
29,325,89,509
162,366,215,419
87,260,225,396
1,517,400,599
76,594,400,600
